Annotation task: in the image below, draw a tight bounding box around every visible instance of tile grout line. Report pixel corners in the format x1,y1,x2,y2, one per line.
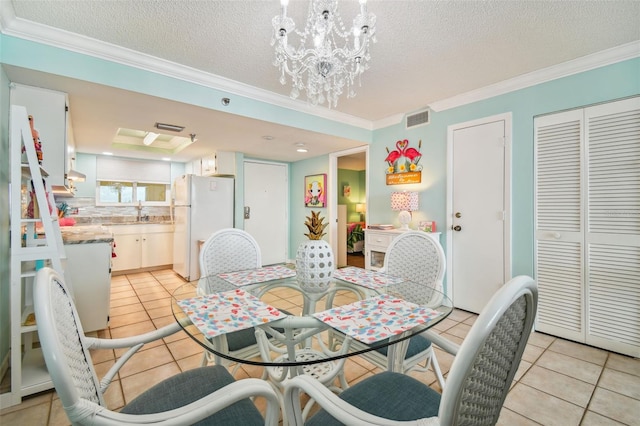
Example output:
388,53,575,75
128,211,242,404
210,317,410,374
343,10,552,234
577,351,608,426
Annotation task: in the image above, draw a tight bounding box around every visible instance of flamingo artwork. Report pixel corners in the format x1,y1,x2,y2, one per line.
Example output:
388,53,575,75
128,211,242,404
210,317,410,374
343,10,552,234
384,139,423,174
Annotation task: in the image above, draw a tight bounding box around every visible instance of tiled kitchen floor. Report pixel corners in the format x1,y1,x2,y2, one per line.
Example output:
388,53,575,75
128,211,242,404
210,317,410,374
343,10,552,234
2,268,639,425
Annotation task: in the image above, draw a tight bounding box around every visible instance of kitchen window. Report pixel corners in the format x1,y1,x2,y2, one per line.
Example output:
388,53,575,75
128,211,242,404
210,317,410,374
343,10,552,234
97,180,169,205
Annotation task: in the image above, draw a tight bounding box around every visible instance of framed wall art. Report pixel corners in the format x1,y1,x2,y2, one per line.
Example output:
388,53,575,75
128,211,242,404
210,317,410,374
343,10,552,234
304,174,327,208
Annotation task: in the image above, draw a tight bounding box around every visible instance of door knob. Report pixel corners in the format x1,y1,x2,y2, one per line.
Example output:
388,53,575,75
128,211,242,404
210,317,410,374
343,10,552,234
452,225,462,232
455,212,462,218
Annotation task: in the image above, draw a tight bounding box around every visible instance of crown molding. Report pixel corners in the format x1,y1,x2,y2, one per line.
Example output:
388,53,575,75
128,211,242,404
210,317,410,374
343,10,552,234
372,113,404,130
0,11,373,131
429,40,640,112
2,5,637,129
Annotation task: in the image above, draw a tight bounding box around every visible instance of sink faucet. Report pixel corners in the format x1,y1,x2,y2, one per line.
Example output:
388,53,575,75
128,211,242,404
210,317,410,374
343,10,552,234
137,201,143,222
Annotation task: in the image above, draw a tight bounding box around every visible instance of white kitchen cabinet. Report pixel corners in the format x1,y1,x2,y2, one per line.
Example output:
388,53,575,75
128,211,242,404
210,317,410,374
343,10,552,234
365,229,441,271
110,224,174,272
112,233,142,271
201,151,236,176
96,156,171,184
64,242,112,332
189,158,202,176
141,232,174,267
10,83,73,194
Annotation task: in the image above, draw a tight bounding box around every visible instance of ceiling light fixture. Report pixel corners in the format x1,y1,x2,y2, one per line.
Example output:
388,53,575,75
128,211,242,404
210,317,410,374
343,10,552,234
271,0,377,108
154,122,185,132
143,131,159,146
295,142,308,153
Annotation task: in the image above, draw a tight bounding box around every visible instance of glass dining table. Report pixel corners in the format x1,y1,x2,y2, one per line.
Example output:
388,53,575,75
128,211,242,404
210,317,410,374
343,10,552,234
171,265,453,370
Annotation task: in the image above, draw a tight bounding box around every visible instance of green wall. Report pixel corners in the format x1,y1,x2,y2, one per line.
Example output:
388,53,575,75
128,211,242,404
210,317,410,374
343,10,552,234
337,168,366,222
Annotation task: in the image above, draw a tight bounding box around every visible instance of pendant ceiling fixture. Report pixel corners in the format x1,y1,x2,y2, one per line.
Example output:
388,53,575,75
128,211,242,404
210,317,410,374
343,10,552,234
271,0,376,108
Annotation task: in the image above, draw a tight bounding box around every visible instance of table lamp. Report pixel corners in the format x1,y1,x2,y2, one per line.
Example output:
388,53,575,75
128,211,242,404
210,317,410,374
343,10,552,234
355,203,366,221
391,191,419,230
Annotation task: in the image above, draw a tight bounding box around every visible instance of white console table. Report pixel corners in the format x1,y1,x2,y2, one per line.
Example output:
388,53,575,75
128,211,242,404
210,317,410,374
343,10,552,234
364,229,442,271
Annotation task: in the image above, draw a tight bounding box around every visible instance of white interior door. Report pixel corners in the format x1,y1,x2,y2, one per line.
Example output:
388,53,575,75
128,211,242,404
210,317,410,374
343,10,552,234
244,161,288,265
329,146,369,261
448,114,511,313
337,204,347,266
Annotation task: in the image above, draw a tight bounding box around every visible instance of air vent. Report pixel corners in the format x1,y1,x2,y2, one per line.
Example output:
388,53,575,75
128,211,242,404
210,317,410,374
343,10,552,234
406,109,430,129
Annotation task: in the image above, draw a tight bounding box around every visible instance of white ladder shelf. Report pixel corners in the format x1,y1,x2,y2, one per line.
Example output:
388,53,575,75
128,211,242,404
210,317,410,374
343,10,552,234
1,105,67,408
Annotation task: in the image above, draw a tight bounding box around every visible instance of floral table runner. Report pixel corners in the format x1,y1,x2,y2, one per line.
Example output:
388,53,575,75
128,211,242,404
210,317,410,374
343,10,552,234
314,294,442,344
177,288,285,338
217,265,296,287
333,266,405,289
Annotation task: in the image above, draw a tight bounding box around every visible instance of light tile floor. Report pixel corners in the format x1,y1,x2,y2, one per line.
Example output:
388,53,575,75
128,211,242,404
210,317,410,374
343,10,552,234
1,269,639,425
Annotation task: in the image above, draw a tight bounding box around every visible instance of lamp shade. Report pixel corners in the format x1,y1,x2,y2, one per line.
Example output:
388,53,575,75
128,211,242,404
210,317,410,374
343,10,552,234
391,192,419,212
355,203,366,213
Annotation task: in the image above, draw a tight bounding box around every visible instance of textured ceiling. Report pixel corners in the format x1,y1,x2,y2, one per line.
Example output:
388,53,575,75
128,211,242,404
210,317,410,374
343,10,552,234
3,0,640,162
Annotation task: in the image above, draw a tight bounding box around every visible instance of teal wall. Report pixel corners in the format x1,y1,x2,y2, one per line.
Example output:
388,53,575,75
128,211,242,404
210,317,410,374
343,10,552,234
368,58,640,277
0,34,371,145
74,153,96,197
0,54,10,370
290,156,330,251
1,31,638,301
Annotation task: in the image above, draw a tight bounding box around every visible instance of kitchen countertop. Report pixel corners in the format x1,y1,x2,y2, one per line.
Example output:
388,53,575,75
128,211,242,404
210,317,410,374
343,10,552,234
61,225,114,245
104,221,174,227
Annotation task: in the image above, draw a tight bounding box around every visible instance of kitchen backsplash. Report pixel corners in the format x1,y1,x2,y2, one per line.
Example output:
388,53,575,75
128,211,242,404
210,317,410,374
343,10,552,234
59,197,172,225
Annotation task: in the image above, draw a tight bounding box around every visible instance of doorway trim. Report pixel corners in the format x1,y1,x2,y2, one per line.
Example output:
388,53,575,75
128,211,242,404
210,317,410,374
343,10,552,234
445,112,512,297
329,145,370,258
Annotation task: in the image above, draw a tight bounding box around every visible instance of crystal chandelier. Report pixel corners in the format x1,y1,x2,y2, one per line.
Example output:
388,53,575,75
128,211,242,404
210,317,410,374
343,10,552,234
271,0,377,108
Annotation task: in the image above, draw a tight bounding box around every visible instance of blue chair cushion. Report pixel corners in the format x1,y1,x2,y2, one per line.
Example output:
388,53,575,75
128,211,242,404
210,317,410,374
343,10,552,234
374,334,432,358
226,309,293,351
121,366,264,425
306,371,441,425
226,326,258,351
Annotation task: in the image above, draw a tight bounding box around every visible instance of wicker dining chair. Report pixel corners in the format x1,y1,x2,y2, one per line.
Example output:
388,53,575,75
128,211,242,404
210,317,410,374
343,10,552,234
353,230,447,390
197,228,264,368
283,275,538,426
33,267,280,426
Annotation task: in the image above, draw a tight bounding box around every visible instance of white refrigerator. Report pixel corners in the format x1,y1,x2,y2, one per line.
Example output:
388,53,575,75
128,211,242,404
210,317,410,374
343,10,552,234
173,174,234,281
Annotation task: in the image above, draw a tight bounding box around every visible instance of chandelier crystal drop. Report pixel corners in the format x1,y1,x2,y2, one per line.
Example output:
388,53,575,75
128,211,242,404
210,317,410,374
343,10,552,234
271,0,377,108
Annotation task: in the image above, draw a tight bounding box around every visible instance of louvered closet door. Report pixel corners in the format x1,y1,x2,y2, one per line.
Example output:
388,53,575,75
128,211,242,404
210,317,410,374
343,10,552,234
535,97,640,357
535,110,585,342
585,97,640,357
